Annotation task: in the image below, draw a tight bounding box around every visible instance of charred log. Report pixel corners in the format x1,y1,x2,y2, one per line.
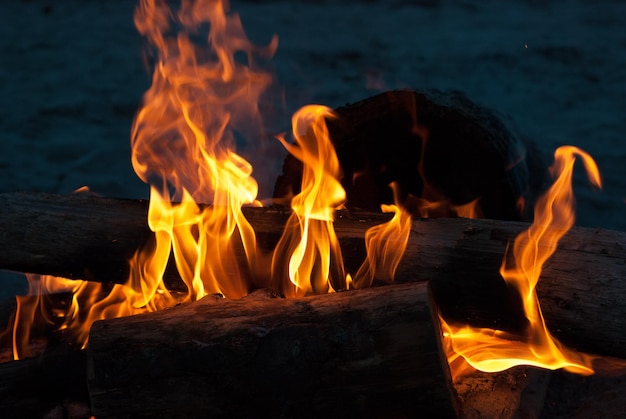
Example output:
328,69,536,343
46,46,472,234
0,282,553,419
274,89,548,221
0,347,89,419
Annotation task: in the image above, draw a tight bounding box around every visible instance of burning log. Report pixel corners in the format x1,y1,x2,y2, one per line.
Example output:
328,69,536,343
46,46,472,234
86,282,458,418
274,89,548,221
0,281,549,418
0,192,625,359
0,192,153,286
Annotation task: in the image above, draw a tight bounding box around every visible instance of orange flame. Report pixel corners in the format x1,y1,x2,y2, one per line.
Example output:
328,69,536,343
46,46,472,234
2,0,280,358
129,0,279,301
5,273,165,359
1,1,606,382
272,106,347,297
441,145,602,380
352,183,412,289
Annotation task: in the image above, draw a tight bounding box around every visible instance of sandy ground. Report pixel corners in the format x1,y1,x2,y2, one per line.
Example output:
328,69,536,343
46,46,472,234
0,0,625,416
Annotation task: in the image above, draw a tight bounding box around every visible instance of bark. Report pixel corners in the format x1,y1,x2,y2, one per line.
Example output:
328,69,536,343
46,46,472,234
87,282,458,419
0,192,153,286
0,193,625,358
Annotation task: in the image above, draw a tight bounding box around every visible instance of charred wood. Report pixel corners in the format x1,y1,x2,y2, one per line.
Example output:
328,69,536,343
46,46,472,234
0,347,89,419
87,282,457,418
274,89,548,221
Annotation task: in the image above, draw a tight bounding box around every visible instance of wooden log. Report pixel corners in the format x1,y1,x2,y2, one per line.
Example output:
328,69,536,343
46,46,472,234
1,193,625,358
274,89,549,221
0,192,153,286
0,347,90,418
86,282,458,418
0,282,550,418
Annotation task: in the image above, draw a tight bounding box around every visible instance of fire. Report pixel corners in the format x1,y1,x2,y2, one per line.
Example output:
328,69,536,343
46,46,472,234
5,273,161,358
352,184,412,289
441,145,602,380
2,0,279,358
130,0,277,300
0,0,607,385
272,105,347,297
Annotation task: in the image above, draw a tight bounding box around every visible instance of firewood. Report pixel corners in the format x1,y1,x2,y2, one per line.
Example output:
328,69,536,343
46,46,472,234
0,192,625,359
0,192,153,286
0,346,89,418
86,282,458,418
0,283,549,418
274,89,549,221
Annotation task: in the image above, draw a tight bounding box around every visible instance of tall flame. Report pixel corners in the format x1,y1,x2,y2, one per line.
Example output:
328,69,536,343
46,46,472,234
2,0,280,358
352,183,412,289
272,106,347,297
130,0,277,300
442,145,602,380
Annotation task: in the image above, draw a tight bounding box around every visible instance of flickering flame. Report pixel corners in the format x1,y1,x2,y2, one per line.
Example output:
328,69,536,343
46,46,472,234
441,145,602,380
272,106,347,297
409,196,482,219
130,0,276,300
410,120,485,220
5,273,170,359
2,0,605,381
2,0,279,357
352,184,412,289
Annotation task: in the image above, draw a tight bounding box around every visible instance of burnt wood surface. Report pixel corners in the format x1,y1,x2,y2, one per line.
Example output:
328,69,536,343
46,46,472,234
87,282,457,419
0,192,625,359
274,89,548,221
0,347,89,418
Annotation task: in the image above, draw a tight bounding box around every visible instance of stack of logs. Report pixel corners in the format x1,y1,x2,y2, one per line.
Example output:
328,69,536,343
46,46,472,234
0,193,624,418
0,90,624,417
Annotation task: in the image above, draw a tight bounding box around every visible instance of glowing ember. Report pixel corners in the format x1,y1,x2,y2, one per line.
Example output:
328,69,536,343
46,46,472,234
441,145,602,380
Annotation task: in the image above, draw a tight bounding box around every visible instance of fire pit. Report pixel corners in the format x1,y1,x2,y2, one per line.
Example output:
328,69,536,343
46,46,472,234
0,0,625,418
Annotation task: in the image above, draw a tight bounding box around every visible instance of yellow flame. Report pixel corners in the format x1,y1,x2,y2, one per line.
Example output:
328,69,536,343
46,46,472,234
3,0,279,357
130,0,277,301
441,145,602,380
272,105,347,297
130,0,276,299
352,184,412,289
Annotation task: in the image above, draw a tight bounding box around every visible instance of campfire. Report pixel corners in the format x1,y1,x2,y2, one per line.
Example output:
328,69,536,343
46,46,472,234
1,0,625,417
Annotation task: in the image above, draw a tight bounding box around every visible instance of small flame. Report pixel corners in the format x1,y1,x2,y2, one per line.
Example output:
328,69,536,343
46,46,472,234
407,196,483,219
352,183,412,289
409,121,486,220
441,145,602,380
5,273,167,359
272,106,347,297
